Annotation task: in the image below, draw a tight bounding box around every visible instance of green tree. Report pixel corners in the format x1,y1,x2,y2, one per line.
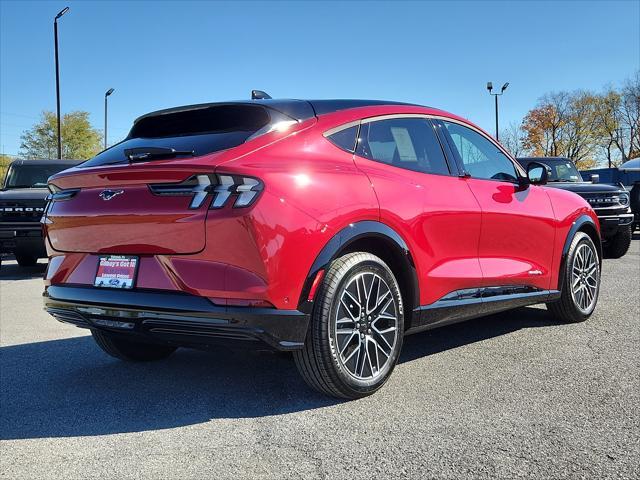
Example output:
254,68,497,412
19,111,102,160
0,154,14,182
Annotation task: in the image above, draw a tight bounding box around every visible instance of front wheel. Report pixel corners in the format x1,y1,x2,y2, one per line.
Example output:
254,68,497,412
603,225,632,259
294,252,404,399
547,232,600,323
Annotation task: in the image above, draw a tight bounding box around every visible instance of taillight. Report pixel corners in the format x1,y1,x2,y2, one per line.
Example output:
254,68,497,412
149,173,264,209
46,184,79,201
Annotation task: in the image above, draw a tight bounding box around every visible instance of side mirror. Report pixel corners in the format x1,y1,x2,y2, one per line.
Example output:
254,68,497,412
591,174,599,184
527,162,550,185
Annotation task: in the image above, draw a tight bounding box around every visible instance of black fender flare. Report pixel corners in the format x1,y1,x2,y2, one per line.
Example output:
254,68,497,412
297,220,419,315
557,214,601,291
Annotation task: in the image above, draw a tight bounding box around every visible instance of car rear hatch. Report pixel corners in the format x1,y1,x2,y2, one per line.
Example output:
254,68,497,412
44,103,294,255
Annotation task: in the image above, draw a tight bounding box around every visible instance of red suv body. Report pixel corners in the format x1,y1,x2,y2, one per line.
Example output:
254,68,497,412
43,99,602,398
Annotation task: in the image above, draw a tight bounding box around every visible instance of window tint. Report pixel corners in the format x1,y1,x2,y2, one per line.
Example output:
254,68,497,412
443,121,518,182
356,118,450,175
80,104,274,168
4,164,73,189
327,125,358,152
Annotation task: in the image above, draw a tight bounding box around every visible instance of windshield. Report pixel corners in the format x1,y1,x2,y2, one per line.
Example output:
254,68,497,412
546,160,582,182
3,163,73,189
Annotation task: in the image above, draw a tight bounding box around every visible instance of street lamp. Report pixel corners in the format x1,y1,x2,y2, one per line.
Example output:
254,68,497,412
104,88,115,149
54,6,70,159
486,81,509,141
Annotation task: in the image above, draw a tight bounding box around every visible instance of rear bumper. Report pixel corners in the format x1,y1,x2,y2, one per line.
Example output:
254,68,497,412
43,285,310,351
0,225,45,256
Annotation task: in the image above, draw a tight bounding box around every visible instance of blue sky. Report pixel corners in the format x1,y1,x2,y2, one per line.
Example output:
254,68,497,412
1,0,638,156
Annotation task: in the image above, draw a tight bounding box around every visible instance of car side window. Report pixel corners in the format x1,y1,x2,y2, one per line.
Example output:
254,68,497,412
326,125,358,152
356,118,450,176
443,121,518,182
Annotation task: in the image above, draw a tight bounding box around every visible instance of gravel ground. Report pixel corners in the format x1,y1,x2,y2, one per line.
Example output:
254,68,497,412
1,238,639,479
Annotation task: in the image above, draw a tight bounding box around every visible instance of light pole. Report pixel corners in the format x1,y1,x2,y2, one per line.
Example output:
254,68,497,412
104,88,115,149
54,6,70,159
486,81,509,141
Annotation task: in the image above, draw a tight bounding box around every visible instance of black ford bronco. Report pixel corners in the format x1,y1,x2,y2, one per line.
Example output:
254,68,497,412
518,157,633,259
1,159,80,267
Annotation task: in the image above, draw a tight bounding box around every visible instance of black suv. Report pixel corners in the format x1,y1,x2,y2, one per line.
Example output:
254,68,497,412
1,159,80,267
518,157,633,258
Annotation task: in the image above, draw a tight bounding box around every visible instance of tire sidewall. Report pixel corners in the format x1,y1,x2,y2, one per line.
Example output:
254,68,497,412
566,232,600,317
317,255,404,395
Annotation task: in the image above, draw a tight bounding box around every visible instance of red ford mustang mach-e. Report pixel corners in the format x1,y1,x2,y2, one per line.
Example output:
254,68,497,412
43,97,602,399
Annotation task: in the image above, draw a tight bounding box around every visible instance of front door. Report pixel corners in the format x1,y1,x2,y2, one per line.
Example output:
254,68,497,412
352,116,483,306
439,120,556,291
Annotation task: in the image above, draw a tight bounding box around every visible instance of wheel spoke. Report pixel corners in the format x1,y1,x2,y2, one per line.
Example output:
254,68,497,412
340,298,358,321
334,270,399,379
343,339,361,364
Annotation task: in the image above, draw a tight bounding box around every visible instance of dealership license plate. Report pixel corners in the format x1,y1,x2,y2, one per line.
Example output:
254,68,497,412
94,255,138,289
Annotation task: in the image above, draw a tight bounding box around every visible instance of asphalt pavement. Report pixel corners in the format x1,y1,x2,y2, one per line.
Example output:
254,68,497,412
1,238,639,479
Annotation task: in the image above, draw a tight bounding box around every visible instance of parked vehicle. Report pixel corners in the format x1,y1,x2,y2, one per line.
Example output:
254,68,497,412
616,159,640,232
1,159,80,267
517,157,633,258
579,166,640,187
42,98,602,399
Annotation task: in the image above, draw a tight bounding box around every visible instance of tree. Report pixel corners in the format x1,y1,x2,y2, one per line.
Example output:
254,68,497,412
619,71,640,160
521,91,598,169
19,111,102,160
592,89,624,167
499,122,527,158
0,154,14,181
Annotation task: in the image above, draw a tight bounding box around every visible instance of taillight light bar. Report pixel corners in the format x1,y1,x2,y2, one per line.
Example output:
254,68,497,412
46,184,79,201
149,173,264,209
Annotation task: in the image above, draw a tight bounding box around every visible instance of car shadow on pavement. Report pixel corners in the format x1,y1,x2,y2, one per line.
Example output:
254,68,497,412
0,306,560,440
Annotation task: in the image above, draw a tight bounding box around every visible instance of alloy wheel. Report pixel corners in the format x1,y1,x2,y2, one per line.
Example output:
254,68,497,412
570,242,599,314
333,271,399,380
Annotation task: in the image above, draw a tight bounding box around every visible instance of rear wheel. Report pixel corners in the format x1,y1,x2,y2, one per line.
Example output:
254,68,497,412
603,225,632,259
91,330,177,361
15,254,38,267
294,252,404,399
547,232,600,323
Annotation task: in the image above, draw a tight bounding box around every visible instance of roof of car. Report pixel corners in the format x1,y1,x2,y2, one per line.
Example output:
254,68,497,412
10,158,82,166
517,157,572,163
133,99,424,125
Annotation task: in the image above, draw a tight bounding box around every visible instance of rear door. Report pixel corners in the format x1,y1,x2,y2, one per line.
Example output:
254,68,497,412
439,120,556,291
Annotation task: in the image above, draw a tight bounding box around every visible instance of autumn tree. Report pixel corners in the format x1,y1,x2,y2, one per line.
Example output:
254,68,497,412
521,91,598,169
19,111,102,160
0,154,14,181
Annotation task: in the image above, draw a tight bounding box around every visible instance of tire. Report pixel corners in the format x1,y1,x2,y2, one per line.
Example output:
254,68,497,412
15,254,38,267
91,330,177,361
603,225,632,259
547,232,600,323
294,252,405,399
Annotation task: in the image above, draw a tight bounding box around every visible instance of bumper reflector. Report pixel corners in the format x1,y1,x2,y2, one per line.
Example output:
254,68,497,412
92,319,135,329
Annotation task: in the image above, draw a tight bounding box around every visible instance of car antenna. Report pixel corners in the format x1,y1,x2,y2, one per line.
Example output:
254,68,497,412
251,90,272,100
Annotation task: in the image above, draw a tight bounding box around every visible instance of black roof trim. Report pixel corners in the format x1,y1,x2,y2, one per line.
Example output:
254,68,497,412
133,99,425,125
307,99,421,116
10,159,82,166
517,157,572,162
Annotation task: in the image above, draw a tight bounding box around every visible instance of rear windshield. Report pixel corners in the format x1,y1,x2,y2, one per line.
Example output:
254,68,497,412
4,163,74,189
80,104,273,168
